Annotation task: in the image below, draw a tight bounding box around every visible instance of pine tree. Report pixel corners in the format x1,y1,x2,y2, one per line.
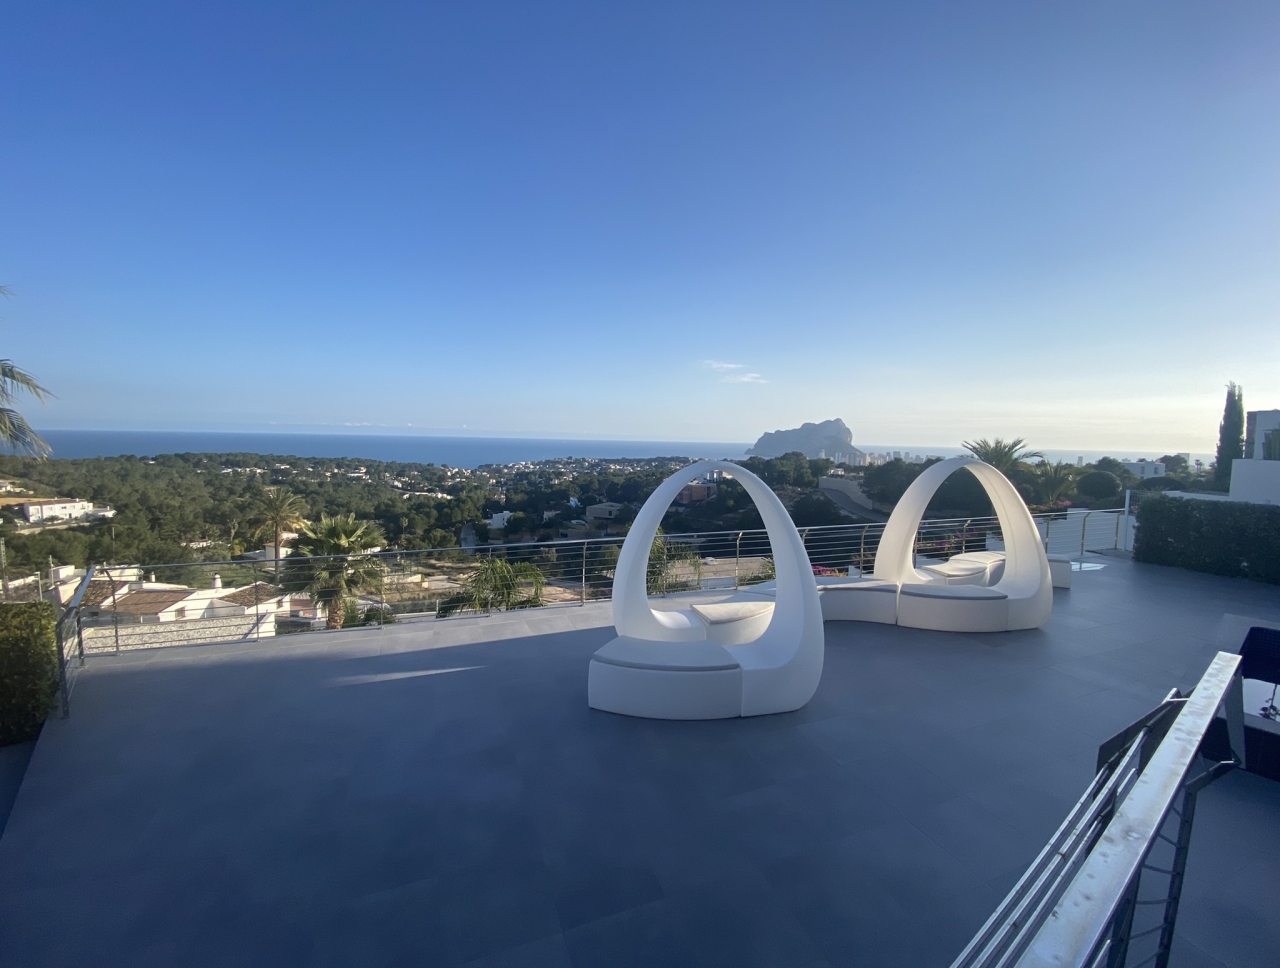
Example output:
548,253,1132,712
1213,382,1244,490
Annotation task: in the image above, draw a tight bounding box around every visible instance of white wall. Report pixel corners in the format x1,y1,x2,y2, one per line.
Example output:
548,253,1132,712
24,500,94,522
1121,461,1164,479
1229,459,1280,505
1247,410,1280,459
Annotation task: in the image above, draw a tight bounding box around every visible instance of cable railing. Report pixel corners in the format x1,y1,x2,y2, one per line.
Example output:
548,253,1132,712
46,508,1130,656
52,566,95,718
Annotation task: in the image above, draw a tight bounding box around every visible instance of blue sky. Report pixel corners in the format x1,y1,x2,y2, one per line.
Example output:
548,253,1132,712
3,1,1278,452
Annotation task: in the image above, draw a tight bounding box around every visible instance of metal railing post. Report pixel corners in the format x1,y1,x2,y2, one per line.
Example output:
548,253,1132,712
1081,511,1092,562
54,615,71,719
735,532,742,588
580,540,587,605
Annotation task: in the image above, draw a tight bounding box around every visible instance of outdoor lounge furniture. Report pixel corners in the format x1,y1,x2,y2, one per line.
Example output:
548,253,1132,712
816,579,899,623
872,456,1052,632
897,583,1011,632
588,460,824,719
951,549,1074,588
918,559,989,585
1048,554,1073,588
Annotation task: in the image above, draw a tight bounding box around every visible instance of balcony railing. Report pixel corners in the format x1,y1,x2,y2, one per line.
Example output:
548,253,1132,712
51,507,1128,656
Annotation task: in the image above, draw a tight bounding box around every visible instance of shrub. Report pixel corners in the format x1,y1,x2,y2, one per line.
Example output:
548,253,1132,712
361,606,397,625
1134,496,1280,584
0,602,59,746
1077,470,1121,502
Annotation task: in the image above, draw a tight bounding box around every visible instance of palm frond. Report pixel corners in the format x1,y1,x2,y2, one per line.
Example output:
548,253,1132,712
0,407,52,457
962,437,1043,473
0,360,52,404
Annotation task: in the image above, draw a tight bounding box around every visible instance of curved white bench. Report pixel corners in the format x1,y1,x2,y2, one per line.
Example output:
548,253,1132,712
589,636,743,720
587,460,824,719
874,457,1052,632
897,584,1010,633
818,580,899,624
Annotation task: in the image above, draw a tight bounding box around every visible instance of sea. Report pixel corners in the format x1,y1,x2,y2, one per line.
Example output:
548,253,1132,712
28,430,1203,470
34,430,753,469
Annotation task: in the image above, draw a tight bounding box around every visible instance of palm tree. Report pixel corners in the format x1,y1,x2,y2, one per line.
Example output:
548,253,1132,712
292,512,387,629
962,437,1044,473
0,286,53,457
1035,461,1076,504
647,529,702,596
437,556,546,616
252,486,308,578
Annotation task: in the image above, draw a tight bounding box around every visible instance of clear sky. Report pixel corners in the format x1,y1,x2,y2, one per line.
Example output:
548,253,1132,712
3,1,1278,452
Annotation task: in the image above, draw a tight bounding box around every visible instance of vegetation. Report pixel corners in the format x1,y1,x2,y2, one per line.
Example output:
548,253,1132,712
1135,495,1280,585
961,437,1043,473
0,286,52,458
1213,382,1244,491
252,486,307,578
1264,430,1280,462
0,601,58,745
0,451,493,572
1035,461,1077,503
646,529,701,596
1076,470,1121,502
437,557,546,615
860,441,1215,516
289,513,388,629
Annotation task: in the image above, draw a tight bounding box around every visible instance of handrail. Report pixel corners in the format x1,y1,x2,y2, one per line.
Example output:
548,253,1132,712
54,565,97,718
1014,651,1241,968
82,509,1126,571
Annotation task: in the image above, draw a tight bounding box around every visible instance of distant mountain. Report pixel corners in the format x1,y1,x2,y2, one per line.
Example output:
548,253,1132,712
747,419,859,459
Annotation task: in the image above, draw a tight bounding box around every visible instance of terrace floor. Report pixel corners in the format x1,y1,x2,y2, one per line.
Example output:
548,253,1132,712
2,557,1279,968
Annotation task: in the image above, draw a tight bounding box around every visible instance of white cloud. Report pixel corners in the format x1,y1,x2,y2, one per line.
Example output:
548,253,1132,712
722,372,767,384
702,359,745,371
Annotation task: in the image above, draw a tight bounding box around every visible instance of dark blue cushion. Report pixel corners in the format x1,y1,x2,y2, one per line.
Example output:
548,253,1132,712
1241,626,1280,684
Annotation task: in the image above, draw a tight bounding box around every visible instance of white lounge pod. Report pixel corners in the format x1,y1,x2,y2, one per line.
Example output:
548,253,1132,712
589,460,824,719
873,457,1052,632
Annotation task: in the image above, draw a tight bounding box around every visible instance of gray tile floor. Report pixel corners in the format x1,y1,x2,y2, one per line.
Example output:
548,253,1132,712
1,558,1278,967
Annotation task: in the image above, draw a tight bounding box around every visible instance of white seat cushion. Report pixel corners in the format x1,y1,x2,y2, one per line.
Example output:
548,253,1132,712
690,602,775,625
950,552,1005,565
592,636,740,672
899,584,1008,600
919,561,989,586
819,580,898,593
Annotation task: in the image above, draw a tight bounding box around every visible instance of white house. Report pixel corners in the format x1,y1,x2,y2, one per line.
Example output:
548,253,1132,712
23,499,116,524
1120,460,1165,480
486,511,514,531
1167,409,1280,506
1245,409,1280,460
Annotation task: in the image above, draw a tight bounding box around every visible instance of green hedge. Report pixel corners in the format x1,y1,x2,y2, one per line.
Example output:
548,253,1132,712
0,602,59,746
1134,496,1280,584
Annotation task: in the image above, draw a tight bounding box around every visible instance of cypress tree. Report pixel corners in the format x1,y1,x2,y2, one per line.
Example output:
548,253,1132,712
1213,382,1244,490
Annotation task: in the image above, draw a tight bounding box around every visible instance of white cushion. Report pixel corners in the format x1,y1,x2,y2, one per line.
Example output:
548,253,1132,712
819,580,898,593
591,636,740,672
899,584,1008,600
950,551,1006,565
919,561,988,586
690,601,775,625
